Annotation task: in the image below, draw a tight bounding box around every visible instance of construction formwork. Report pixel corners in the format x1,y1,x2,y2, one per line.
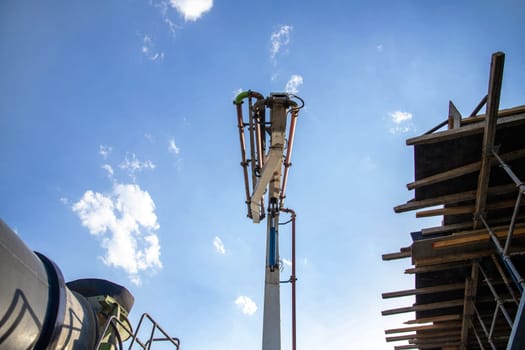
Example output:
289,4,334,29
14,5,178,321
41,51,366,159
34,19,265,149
382,52,525,349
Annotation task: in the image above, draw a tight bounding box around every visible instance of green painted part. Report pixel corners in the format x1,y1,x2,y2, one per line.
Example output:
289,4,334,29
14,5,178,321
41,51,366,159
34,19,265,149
234,91,250,104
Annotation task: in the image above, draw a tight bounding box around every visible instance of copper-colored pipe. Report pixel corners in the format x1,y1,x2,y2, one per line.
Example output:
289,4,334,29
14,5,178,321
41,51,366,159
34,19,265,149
280,109,299,206
280,207,297,350
248,96,258,192
236,104,251,217
235,91,265,218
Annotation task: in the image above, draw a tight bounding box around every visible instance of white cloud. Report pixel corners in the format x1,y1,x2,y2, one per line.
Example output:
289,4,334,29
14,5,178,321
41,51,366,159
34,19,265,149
213,236,226,254
390,111,412,124
141,35,165,62
99,145,112,159
282,258,292,267
59,197,70,205
376,44,383,52
285,74,303,94
169,0,213,21
119,153,156,181
72,183,162,285
235,296,257,315
388,111,415,134
270,25,293,60
168,138,180,155
152,0,179,36
102,164,114,177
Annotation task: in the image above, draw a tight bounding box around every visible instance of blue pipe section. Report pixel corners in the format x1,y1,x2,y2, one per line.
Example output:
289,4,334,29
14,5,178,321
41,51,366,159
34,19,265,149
268,226,277,268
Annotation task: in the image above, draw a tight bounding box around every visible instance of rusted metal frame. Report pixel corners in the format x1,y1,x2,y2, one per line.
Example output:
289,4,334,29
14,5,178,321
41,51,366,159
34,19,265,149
469,95,489,117
478,263,514,327
474,52,505,229
491,255,520,306
480,215,525,293
473,303,497,350
461,262,480,348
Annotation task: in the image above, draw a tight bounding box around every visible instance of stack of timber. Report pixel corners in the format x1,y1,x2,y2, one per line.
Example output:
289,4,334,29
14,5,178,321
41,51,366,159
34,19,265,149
381,52,525,349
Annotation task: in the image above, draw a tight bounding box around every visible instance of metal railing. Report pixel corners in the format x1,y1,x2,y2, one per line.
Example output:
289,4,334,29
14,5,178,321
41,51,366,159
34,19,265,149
95,313,180,350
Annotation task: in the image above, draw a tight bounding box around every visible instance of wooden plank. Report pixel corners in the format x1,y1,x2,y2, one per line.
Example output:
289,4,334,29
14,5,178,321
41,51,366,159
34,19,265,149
395,343,461,350
382,247,411,261
414,249,494,266
386,322,462,334
382,283,465,299
416,198,525,218
423,216,525,236
405,262,471,275
404,314,462,325
468,94,488,117
432,225,525,249
407,148,525,191
394,183,516,213
462,104,525,124
460,263,479,347
406,113,525,146
382,299,464,316
421,222,472,235
474,52,505,229
448,100,462,129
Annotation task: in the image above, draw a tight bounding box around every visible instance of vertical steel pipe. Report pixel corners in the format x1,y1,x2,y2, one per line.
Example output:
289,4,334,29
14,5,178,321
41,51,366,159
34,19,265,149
281,208,297,350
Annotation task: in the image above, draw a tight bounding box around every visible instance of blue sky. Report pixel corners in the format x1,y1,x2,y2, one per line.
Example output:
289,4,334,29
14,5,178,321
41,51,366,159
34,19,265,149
1,0,525,348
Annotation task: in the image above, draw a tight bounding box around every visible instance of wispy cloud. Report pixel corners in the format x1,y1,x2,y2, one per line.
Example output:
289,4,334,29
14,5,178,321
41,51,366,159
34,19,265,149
389,110,415,134
282,258,292,267
169,0,213,22
152,0,179,36
72,183,162,285
144,133,154,143
168,138,180,155
235,296,257,315
213,236,225,254
270,25,293,61
376,44,383,52
285,74,303,94
119,153,156,181
102,164,114,178
99,145,112,159
141,35,164,61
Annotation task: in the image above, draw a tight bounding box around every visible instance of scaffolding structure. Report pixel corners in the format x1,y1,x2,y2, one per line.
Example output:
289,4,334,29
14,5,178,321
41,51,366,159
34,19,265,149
382,52,525,349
